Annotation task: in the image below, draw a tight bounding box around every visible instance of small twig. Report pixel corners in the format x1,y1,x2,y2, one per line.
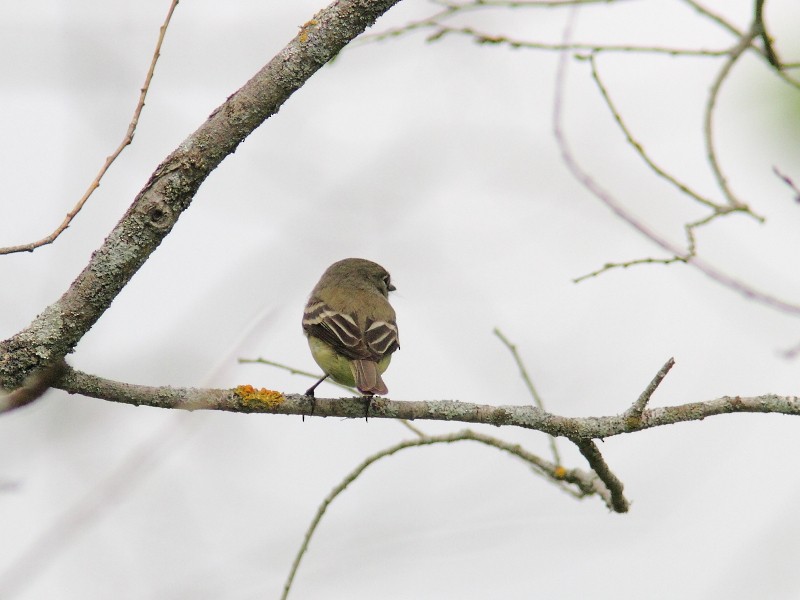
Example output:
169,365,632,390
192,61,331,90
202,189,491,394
573,255,686,283
572,439,629,512
624,357,675,424
355,3,460,44
683,0,797,88
493,328,562,466
588,53,726,212
703,25,760,213
280,429,614,599
444,0,635,6
682,210,721,256
239,357,328,382
773,167,800,203
358,0,640,45
754,0,780,68
572,208,747,283
680,0,744,39
428,26,730,56
554,9,800,316
0,0,180,255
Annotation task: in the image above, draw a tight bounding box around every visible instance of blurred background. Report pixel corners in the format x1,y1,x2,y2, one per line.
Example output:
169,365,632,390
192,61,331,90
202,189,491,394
1,0,799,598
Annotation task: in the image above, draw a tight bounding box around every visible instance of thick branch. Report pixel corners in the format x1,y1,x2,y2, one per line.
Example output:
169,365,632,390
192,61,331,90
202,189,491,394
56,367,800,439
0,361,67,413
0,0,401,389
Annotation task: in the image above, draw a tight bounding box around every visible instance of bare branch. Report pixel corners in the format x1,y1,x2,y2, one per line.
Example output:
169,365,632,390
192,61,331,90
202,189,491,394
572,439,629,512
56,367,800,439
753,0,780,68
623,357,675,424
553,10,800,317
418,25,731,56
0,0,181,256
493,328,561,465
588,53,727,213
0,360,68,414
242,357,427,438
682,0,796,88
282,427,625,598
680,0,744,39
0,0,404,389
703,25,759,212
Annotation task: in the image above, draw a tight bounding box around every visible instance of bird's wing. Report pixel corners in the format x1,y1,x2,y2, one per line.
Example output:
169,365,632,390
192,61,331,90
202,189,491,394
303,298,399,361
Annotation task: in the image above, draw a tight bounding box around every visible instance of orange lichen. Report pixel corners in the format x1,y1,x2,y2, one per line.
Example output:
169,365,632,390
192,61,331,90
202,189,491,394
234,385,284,409
298,18,319,43
553,466,567,479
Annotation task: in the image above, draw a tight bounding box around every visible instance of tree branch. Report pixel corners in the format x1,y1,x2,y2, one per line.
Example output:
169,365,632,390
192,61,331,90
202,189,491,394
753,0,780,68
0,361,68,413
623,357,675,424
493,328,562,465
0,0,181,256
0,0,403,389
552,8,800,317
280,427,623,599
572,439,629,512
56,366,800,439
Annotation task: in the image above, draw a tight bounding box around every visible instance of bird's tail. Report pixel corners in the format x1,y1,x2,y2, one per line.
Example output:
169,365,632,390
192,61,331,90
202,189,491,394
351,359,388,395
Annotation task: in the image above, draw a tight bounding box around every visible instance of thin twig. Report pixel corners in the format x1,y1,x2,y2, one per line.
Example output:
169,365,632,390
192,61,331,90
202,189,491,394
553,8,800,316
428,26,730,56
444,0,635,6
703,25,760,212
754,0,780,68
623,357,675,424
493,328,561,466
280,429,615,599
358,0,638,44
588,53,726,212
572,207,745,283
773,167,800,203
682,0,797,87
355,4,460,44
239,357,328,382
573,255,687,283
0,0,181,255
680,0,744,39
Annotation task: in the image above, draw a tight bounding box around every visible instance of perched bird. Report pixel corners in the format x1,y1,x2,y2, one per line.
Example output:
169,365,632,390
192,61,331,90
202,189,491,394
302,258,399,399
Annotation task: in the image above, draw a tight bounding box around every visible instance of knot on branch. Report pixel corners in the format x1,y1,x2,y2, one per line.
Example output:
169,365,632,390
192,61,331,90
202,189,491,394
137,198,174,231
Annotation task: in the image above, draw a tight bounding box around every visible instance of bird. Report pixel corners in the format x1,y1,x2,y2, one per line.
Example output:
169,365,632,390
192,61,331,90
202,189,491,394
302,258,399,411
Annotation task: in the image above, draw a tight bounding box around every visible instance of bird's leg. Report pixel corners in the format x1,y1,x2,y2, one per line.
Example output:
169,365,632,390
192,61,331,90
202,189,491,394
361,394,374,422
303,375,328,421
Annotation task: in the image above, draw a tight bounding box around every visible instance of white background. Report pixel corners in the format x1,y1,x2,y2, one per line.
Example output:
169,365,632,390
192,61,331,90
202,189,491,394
1,1,800,598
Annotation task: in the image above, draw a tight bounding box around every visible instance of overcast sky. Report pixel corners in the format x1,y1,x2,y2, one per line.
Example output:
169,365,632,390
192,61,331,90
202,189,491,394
1,1,800,599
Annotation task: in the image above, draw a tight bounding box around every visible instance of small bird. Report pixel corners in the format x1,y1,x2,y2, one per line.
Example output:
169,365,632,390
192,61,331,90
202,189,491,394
302,258,399,401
